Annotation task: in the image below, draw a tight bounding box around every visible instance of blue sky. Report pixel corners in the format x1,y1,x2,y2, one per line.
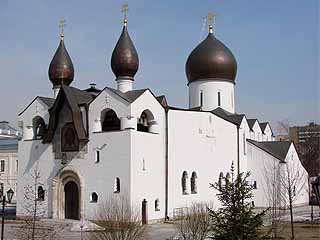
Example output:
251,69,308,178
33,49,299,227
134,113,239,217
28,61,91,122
0,0,318,132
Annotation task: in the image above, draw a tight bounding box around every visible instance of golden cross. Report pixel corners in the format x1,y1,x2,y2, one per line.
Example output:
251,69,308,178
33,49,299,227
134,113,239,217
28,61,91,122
122,3,129,24
59,18,66,35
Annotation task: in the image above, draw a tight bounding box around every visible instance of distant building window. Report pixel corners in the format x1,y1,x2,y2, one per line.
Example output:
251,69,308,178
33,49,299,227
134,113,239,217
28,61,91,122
37,186,45,201
114,178,120,193
95,150,100,163
191,172,198,194
182,171,189,195
91,192,98,203
0,160,5,172
155,199,160,211
0,183,3,197
200,91,203,108
218,92,221,107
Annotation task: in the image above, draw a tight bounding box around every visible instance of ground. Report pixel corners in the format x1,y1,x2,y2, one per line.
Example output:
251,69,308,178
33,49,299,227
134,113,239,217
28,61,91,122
2,205,319,239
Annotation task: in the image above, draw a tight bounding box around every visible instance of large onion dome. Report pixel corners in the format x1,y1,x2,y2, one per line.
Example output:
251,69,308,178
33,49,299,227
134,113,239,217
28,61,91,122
111,20,139,80
185,27,237,84
48,34,74,87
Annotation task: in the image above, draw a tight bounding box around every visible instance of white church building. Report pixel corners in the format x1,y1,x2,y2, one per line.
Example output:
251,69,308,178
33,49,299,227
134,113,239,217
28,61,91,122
16,13,309,223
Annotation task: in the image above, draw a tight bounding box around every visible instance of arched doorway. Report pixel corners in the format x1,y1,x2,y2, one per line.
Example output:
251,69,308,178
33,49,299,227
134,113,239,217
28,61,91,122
64,181,79,220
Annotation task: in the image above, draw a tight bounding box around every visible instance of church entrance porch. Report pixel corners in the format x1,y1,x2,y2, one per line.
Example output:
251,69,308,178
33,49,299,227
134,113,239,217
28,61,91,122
64,181,79,220
52,167,85,220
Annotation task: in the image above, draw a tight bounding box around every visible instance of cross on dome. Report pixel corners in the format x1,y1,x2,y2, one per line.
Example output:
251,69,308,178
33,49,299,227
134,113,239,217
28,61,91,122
208,12,217,34
59,18,66,39
122,3,129,26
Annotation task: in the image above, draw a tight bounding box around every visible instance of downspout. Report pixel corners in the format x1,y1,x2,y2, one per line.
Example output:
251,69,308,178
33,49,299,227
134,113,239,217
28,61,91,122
165,108,169,220
237,126,240,175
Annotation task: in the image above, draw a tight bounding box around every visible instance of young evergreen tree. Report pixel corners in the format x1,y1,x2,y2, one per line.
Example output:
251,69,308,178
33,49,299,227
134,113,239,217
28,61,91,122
209,163,270,240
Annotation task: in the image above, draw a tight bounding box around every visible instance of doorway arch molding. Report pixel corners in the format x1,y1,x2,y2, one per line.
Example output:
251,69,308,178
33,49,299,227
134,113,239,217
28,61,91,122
52,165,85,219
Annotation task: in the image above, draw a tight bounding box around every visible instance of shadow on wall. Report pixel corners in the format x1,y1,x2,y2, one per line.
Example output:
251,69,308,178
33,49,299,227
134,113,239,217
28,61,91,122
23,141,49,175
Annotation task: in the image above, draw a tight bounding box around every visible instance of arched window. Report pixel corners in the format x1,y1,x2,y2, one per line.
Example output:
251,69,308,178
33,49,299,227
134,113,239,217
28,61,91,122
218,172,224,189
33,117,46,140
182,171,189,195
155,199,160,211
91,192,98,202
101,109,121,131
191,172,197,194
37,186,45,201
226,172,231,186
61,123,79,152
114,177,120,193
137,109,155,133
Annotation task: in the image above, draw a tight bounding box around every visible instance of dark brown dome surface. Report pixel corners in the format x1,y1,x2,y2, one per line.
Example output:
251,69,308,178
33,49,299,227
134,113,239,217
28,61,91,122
111,25,139,80
48,38,74,86
186,32,237,84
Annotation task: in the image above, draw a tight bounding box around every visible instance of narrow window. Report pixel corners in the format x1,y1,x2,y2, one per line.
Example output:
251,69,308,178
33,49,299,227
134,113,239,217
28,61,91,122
114,177,120,193
0,160,5,172
231,92,233,108
91,192,98,202
155,199,160,211
218,172,224,189
16,160,18,172
243,132,246,155
218,92,221,107
293,185,296,196
95,150,100,163
253,181,257,189
200,91,203,108
182,171,189,195
191,172,197,194
37,186,45,201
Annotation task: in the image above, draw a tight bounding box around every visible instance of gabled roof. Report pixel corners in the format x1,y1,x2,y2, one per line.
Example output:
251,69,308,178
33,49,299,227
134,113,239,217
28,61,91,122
247,119,258,130
38,97,55,108
156,95,168,107
259,122,268,133
247,139,292,162
19,96,55,116
106,87,147,103
211,107,245,126
45,85,93,142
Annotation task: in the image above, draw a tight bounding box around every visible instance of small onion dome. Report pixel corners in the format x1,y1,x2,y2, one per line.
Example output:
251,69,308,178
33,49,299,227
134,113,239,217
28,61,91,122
48,35,74,87
185,31,237,84
111,24,139,80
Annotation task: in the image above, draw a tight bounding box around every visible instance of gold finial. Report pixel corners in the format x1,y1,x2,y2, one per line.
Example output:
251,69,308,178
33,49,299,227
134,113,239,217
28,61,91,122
208,12,217,34
121,3,129,26
59,18,66,40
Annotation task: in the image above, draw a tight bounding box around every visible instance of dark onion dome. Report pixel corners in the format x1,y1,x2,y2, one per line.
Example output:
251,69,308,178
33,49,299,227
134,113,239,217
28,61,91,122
48,34,74,87
111,20,139,80
185,28,237,84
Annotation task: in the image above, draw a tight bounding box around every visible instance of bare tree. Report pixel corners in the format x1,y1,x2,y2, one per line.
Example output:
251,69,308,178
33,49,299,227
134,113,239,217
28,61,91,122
279,157,308,240
263,159,287,239
174,202,211,240
298,136,320,177
13,165,63,240
89,195,146,240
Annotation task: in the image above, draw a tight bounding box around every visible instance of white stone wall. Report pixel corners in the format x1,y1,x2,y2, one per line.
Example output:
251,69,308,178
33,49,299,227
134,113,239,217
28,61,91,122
167,110,238,216
189,80,235,113
247,142,309,207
